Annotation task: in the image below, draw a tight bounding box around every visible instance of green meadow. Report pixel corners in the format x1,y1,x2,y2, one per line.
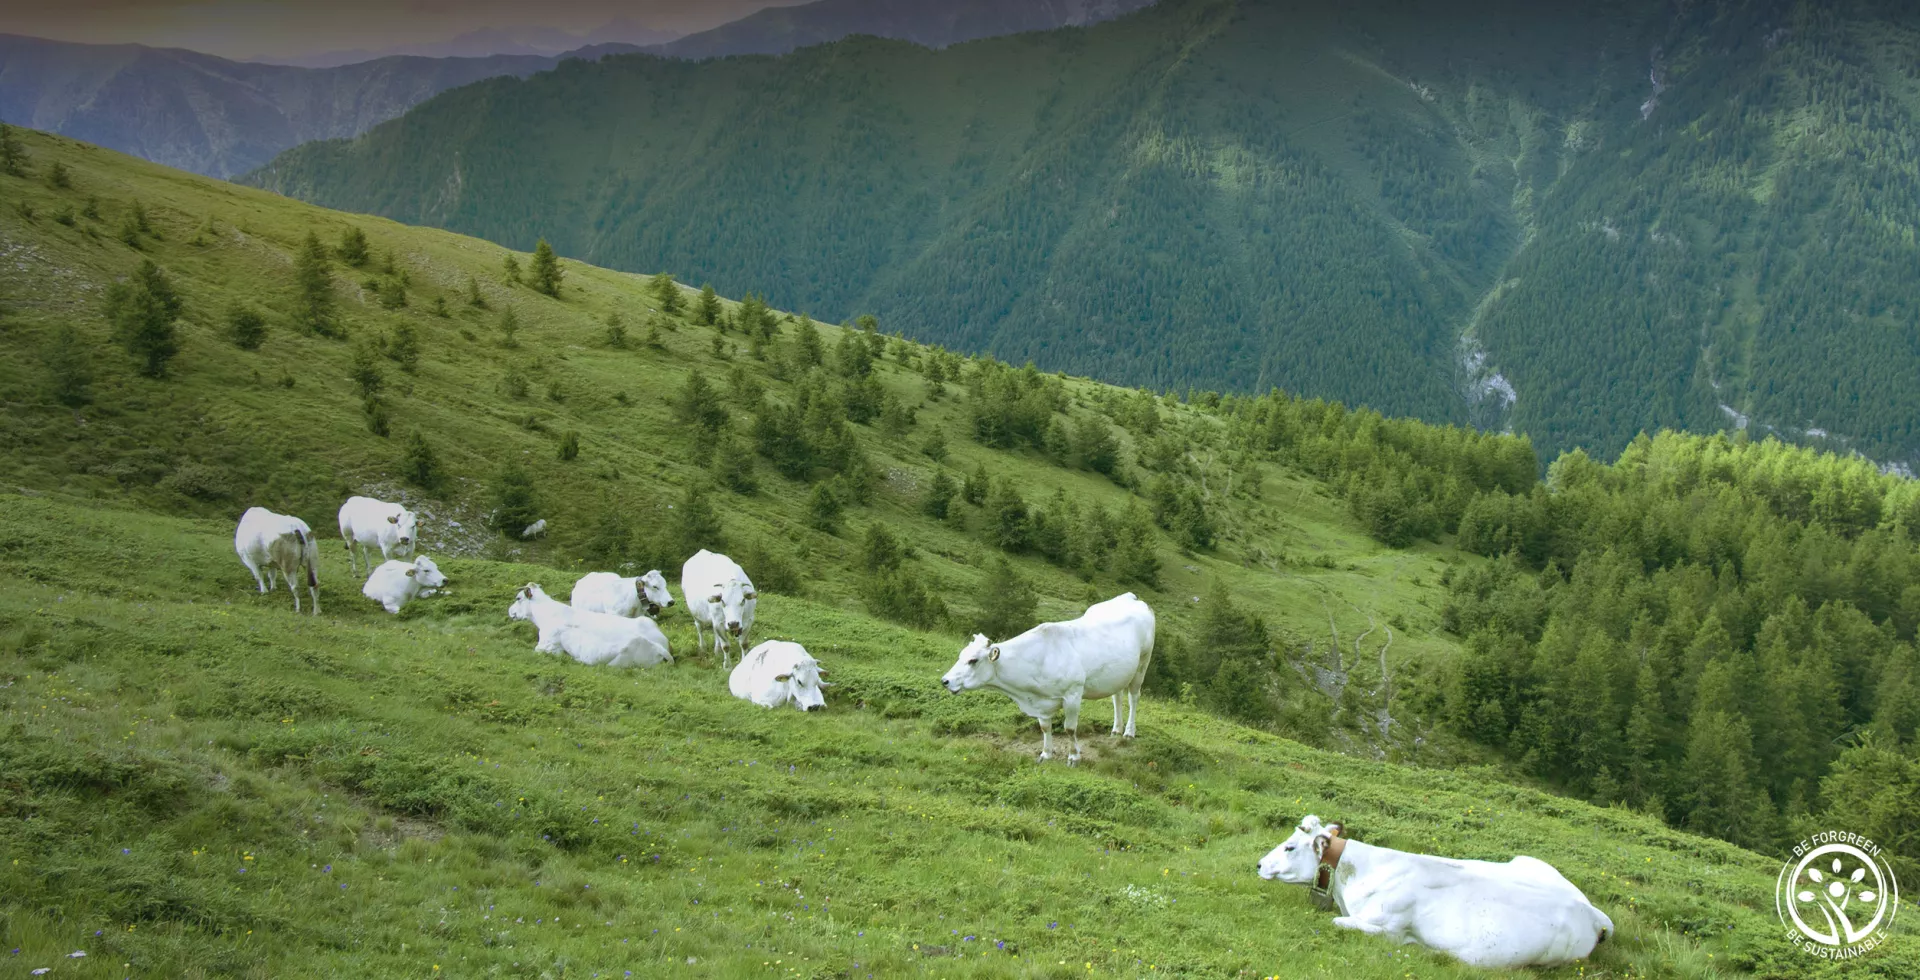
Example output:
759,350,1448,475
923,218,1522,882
1,127,1915,977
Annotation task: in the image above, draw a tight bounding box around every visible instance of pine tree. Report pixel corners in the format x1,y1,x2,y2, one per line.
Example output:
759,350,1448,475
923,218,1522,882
530,238,563,297
1115,501,1161,587
666,483,724,556
985,479,1031,553
401,430,440,489
673,370,729,434
712,436,759,494
963,463,989,505
44,324,93,407
921,470,957,520
860,523,903,574
0,122,26,175
47,161,70,189
806,481,843,533
489,462,540,534
466,276,488,308
349,342,385,400
921,426,948,461
387,322,420,372
503,253,522,285
792,315,824,369
294,231,340,337
649,272,681,313
973,557,1037,639
604,311,627,349
105,259,183,378
695,284,722,326
337,226,370,267
498,306,520,348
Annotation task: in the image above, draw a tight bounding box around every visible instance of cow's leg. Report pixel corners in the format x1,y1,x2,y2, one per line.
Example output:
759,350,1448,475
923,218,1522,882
690,617,706,659
1036,717,1053,762
1331,916,1393,936
1062,691,1084,765
1124,688,1140,737
242,556,268,593
283,562,302,614
1111,695,1123,736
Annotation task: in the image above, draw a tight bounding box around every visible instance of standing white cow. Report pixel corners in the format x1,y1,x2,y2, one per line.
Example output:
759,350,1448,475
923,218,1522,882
730,640,828,711
361,556,447,614
680,549,757,667
235,506,321,615
338,496,418,576
570,570,675,618
1257,815,1614,969
507,583,672,668
940,592,1154,764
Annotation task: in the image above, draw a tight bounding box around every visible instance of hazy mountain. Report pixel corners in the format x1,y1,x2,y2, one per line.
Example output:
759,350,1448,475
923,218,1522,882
250,0,1920,464
267,23,683,69
0,33,638,178
651,0,1159,59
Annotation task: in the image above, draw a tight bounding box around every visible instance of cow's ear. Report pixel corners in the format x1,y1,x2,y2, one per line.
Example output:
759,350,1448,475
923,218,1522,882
1326,822,1344,839
405,568,416,578
709,594,722,603
988,645,1001,662
1313,834,1330,857
774,673,792,683
745,590,758,600
388,515,399,523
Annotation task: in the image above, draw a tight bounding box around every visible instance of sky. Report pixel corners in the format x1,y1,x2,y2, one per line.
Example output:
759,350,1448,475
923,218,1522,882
0,0,811,62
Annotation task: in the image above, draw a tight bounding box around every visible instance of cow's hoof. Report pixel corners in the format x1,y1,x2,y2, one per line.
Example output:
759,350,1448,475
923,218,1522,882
1067,756,1080,766
1037,752,1051,762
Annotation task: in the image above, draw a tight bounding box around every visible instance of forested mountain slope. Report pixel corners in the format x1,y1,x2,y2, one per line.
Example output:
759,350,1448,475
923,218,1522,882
253,0,1920,466
5,126,1919,979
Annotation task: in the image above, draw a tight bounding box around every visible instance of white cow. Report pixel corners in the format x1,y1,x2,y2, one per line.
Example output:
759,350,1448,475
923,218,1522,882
235,506,321,615
507,583,672,668
940,592,1154,764
680,549,757,667
1257,815,1614,969
730,640,828,711
570,570,675,618
361,556,447,614
338,496,418,576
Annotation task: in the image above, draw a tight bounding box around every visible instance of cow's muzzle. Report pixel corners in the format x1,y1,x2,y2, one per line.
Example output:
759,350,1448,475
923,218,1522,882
726,623,742,634
805,704,824,712
643,601,661,616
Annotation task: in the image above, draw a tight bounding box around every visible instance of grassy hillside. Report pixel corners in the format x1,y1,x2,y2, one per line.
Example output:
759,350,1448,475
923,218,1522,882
249,0,1920,467
8,490,1916,979
4,128,1919,977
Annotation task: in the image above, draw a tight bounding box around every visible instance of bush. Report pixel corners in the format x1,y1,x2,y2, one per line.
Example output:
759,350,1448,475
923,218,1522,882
363,396,391,437
401,430,440,489
922,470,957,520
227,304,267,350
973,558,1038,639
105,259,182,378
44,324,93,407
712,439,758,494
337,227,370,266
863,565,949,630
490,462,540,534
349,342,385,399
387,322,420,372
557,430,581,461
806,482,843,533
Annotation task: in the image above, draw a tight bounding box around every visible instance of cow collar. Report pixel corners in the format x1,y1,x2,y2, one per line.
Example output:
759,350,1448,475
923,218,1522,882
1310,826,1347,908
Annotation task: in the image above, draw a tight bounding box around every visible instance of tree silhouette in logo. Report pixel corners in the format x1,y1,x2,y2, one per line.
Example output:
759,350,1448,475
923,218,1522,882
1795,855,1879,944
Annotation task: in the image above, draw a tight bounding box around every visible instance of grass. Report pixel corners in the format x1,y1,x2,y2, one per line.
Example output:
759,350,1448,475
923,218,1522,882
2,128,1917,977
6,491,1915,978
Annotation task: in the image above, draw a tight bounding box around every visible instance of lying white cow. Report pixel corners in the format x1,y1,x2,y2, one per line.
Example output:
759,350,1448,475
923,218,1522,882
940,592,1154,764
571,570,675,618
507,583,672,668
361,556,447,614
235,506,321,615
681,549,757,667
730,641,828,711
338,495,418,575
1257,815,1613,969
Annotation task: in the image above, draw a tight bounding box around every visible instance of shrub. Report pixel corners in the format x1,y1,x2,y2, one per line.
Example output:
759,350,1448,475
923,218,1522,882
973,558,1037,639
363,396,391,437
105,259,182,378
490,462,540,534
387,322,420,372
921,470,957,520
336,227,370,266
557,430,580,461
806,482,843,533
44,324,93,407
227,304,267,350
401,430,440,490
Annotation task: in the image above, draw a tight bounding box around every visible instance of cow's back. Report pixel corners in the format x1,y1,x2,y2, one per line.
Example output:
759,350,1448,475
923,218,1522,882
1063,594,1155,698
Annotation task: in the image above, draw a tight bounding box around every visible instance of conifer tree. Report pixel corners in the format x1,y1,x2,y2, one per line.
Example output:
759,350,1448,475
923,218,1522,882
387,322,420,372
921,470,957,520
649,272,681,313
337,226,370,266
47,161,70,189
105,259,183,378
294,231,340,337
466,276,488,308
963,463,989,505
489,461,540,533
0,122,26,176
44,324,92,407
695,283,722,326
503,253,522,285
530,238,563,297
498,306,520,348
973,557,1037,639
401,430,440,490
227,304,267,350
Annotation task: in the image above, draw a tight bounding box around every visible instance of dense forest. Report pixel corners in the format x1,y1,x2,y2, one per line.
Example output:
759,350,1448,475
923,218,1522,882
253,0,1920,467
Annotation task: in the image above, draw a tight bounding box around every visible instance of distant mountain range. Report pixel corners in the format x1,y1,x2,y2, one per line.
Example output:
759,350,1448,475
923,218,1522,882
0,34,636,178
651,0,1157,59
249,0,1920,465
0,0,1162,180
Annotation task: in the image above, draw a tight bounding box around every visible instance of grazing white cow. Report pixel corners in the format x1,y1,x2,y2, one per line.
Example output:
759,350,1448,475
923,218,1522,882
570,570,675,618
235,506,321,615
680,549,757,667
337,496,418,576
507,583,672,668
361,556,447,614
1257,815,1614,969
940,592,1154,764
730,641,828,711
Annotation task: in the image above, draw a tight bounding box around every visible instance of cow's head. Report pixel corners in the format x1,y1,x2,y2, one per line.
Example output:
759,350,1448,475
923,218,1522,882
748,645,828,711
389,509,418,555
710,578,757,635
942,634,999,693
1258,815,1343,883
638,569,675,617
507,583,546,622
408,555,448,590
